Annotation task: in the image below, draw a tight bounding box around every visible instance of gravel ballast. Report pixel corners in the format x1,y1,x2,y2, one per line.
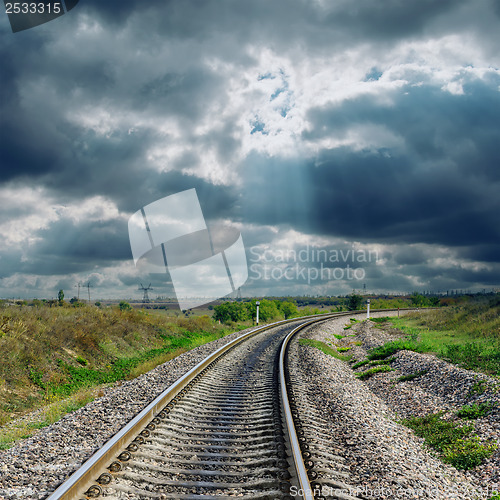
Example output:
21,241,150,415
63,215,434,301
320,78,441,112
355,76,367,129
291,312,499,499
1,311,499,499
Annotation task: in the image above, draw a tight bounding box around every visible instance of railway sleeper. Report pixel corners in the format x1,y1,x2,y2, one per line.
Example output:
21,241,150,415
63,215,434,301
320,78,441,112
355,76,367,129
139,443,287,461
148,430,278,444
155,419,275,434
132,452,281,469
109,470,282,491
118,461,284,480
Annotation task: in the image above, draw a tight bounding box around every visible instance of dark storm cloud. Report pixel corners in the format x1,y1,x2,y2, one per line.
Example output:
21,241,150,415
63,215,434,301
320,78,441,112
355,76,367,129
6,218,131,277
1,0,499,297
328,0,467,40
240,78,500,251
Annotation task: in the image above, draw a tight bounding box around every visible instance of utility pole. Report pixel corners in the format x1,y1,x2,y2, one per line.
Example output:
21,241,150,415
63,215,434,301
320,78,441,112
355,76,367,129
85,282,93,304
75,282,81,301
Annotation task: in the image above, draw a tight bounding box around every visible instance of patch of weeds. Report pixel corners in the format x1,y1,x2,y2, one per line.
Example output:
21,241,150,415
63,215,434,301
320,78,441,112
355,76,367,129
352,359,369,369
400,412,497,470
442,437,497,470
0,389,95,450
401,412,473,452
76,355,88,366
353,341,362,346
370,317,392,323
397,370,428,383
369,357,396,366
489,494,500,500
350,318,360,323
456,401,496,420
356,365,394,380
337,347,351,352
343,325,352,330
299,339,351,361
333,334,345,340
367,340,421,361
468,379,488,397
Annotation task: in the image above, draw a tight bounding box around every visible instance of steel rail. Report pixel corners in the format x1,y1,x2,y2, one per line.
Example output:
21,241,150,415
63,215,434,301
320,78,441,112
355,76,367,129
279,319,319,500
46,313,343,499
46,307,418,499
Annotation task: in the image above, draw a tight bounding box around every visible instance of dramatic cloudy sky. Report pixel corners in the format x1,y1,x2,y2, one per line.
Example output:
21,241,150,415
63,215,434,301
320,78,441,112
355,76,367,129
1,0,499,301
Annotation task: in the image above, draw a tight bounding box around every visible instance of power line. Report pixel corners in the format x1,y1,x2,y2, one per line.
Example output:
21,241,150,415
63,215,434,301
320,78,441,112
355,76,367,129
139,283,153,303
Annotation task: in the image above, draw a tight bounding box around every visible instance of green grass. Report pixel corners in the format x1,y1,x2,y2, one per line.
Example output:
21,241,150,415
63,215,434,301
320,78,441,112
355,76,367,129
369,357,396,366
337,346,351,352
333,334,345,340
352,359,369,369
299,339,352,361
401,412,497,470
0,304,238,425
456,401,496,420
396,370,428,382
468,379,492,397
370,316,392,323
367,339,423,361
388,297,500,375
0,389,95,450
356,365,394,380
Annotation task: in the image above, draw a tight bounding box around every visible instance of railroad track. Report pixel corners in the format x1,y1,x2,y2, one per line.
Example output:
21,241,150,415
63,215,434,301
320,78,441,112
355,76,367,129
46,311,406,500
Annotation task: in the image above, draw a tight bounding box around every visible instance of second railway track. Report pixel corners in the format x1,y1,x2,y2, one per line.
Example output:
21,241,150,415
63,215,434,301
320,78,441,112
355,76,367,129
48,312,397,500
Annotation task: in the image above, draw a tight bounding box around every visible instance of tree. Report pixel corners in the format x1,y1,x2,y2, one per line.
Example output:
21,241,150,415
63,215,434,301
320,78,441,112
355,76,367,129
246,299,282,322
58,289,64,305
410,292,429,307
280,301,299,319
213,302,249,324
119,301,132,311
347,294,363,311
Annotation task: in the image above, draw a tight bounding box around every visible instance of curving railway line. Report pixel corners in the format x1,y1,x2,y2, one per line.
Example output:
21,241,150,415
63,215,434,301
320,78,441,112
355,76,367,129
46,312,383,500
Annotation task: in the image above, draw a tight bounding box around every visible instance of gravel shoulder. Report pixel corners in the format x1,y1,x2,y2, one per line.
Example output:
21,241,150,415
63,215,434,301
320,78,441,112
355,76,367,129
293,312,499,499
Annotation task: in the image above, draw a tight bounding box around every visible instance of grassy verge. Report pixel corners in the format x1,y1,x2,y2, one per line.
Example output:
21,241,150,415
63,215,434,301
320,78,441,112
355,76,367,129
0,389,95,450
387,297,500,376
401,412,497,470
0,303,243,439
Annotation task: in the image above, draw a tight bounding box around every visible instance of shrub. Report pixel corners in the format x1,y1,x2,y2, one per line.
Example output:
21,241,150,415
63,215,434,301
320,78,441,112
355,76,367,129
119,301,132,312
